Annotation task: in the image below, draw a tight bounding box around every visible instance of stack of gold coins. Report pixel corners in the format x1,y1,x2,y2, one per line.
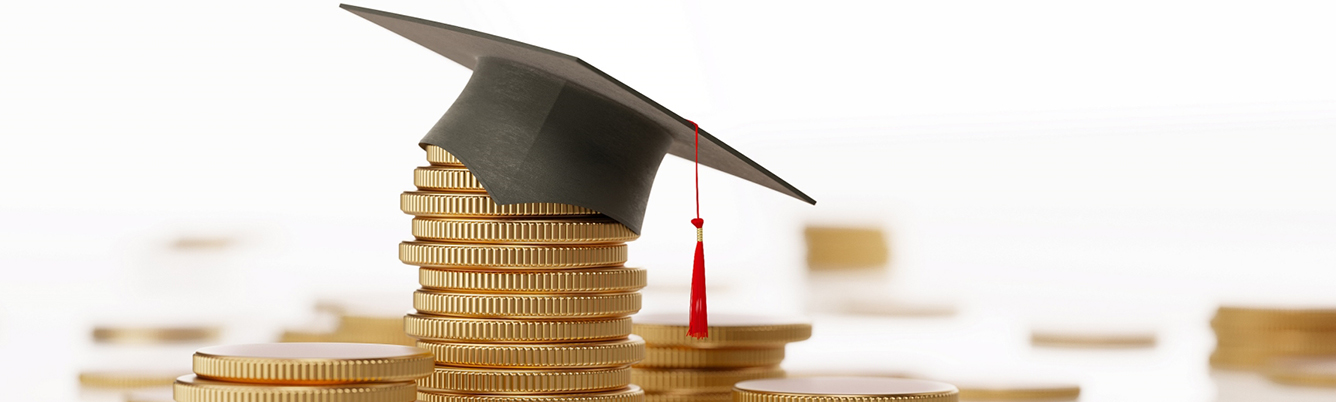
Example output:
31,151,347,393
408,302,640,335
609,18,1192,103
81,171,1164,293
403,145,647,402
173,343,433,402
734,377,958,402
1212,306,1336,370
632,314,812,402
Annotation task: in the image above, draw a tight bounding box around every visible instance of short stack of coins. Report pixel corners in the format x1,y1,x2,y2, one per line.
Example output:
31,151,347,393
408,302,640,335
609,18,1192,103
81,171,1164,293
403,145,647,402
632,314,812,402
1211,306,1336,370
173,343,433,402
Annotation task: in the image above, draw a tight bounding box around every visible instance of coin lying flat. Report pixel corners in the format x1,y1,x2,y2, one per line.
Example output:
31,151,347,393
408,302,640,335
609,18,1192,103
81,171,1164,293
631,366,784,394
173,375,416,402
415,166,488,192
92,325,219,344
417,385,645,402
952,380,1080,401
412,217,637,244
400,241,627,269
413,289,641,319
637,346,785,368
417,366,632,394
402,192,599,218
125,388,175,402
1029,329,1156,349
333,315,417,346
1267,357,1336,387
79,370,188,388
192,343,434,385
419,267,646,294
1213,306,1336,331
426,145,465,166
405,314,632,343
416,336,644,368
733,377,958,402
644,393,731,402
632,314,811,347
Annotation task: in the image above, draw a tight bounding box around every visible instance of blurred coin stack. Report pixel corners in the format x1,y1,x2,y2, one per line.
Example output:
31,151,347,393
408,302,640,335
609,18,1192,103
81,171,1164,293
173,343,433,402
1211,306,1336,370
631,314,812,402
402,145,648,402
279,294,417,345
79,325,217,402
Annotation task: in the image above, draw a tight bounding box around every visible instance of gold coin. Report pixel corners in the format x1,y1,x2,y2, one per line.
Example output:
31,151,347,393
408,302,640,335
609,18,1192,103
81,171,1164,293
1209,347,1272,370
279,330,333,343
1215,329,1336,353
630,366,784,394
402,191,600,218
92,325,219,344
1029,330,1156,349
417,385,645,402
400,241,627,269
334,315,417,346
412,217,638,244
954,381,1080,400
416,336,644,368
405,314,632,343
78,370,187,388
426,145,465,166
803,226,888,271
1210,346,1336,370
632,314,812,347
173,374,416,402
417,366,631,394
413,290,641,319
644,393,732,402
1213,306,1336,331
192,343,434,385
415,166,488,192
733,377,958,402
1267,357,1336,387
420,267,647,294
637,346,785,368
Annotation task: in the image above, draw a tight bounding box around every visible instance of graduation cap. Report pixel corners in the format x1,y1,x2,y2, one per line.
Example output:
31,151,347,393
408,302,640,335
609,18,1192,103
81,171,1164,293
341,4,814,336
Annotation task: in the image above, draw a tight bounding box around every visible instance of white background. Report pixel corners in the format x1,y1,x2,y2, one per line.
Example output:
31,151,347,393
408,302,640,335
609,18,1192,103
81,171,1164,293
3,1,1336,401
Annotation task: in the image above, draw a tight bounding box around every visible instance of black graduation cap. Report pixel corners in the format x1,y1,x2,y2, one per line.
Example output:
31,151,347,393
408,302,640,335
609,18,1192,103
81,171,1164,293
340,4,814,234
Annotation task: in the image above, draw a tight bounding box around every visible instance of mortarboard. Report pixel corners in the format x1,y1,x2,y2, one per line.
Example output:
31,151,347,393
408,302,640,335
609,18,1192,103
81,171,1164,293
340,4,814,336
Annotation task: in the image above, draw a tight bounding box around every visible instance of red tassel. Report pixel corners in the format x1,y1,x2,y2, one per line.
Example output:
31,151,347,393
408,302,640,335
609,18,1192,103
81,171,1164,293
686,119,708,338
688,218,708,338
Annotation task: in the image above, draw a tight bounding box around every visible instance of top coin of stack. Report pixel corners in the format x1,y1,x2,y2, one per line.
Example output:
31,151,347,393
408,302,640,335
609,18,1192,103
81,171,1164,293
174,342,434,402
734,377,958,402
1211,306,1336,370
403,146,647,402
632,313,812,402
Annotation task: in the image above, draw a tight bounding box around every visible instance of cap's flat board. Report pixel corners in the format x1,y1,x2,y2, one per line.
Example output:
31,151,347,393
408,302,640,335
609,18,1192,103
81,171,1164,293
339,4,815,208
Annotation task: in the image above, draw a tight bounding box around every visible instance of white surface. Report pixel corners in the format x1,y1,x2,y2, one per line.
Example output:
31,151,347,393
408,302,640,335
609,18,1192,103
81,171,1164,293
4,1,1336,401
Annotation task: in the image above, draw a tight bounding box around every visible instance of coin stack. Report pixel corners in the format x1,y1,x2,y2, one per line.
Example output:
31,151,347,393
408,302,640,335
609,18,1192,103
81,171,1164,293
631,314,812,402
401,145,647,402
1211,306,1336,370
173,343,433,402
